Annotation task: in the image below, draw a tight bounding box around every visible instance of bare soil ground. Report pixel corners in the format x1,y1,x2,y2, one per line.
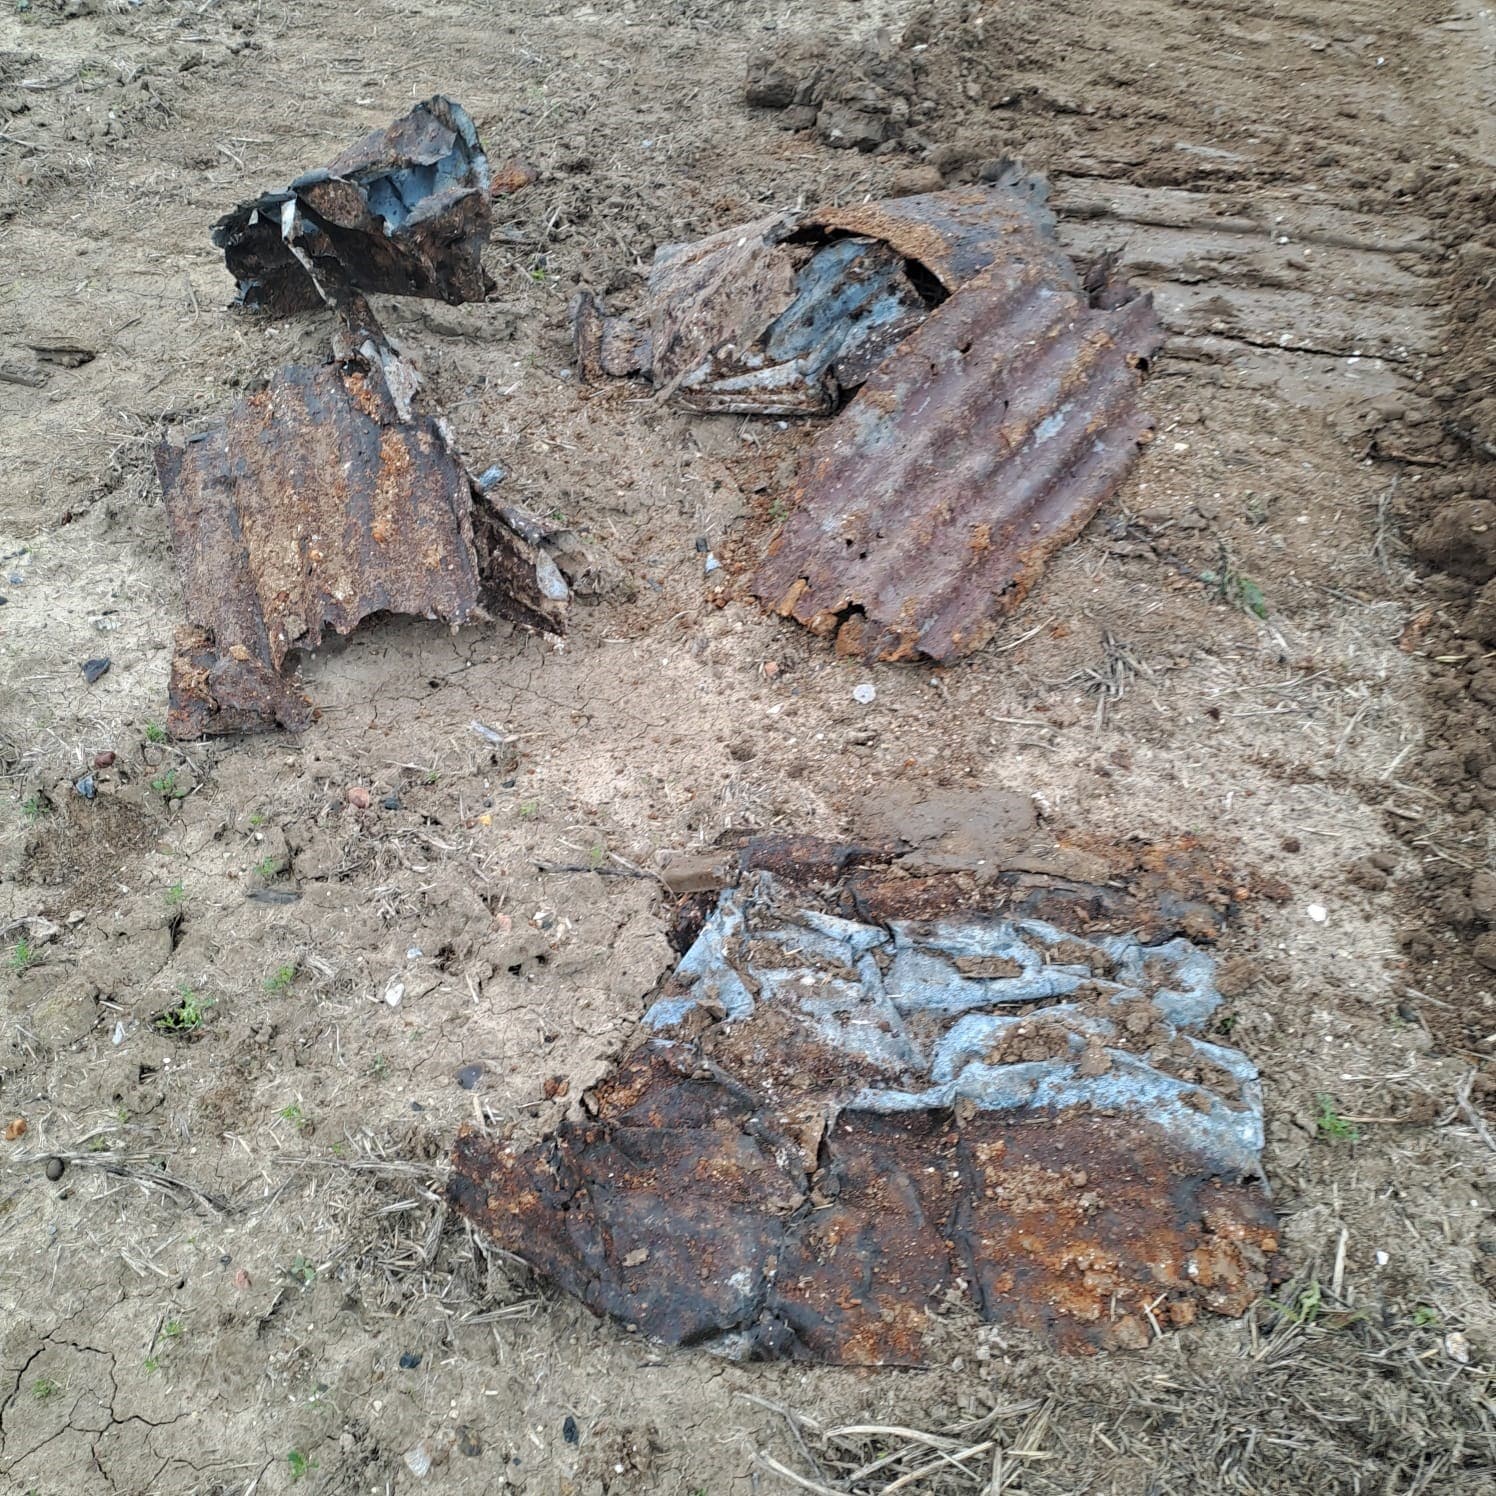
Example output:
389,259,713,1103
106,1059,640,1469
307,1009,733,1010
2,2,1494,1493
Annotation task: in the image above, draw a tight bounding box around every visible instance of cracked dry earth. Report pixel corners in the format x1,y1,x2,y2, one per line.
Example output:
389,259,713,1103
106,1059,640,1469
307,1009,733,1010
2,2,1495,1494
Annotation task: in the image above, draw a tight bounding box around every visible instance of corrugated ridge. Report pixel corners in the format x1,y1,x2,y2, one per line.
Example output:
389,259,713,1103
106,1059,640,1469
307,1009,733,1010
752,259,1165,662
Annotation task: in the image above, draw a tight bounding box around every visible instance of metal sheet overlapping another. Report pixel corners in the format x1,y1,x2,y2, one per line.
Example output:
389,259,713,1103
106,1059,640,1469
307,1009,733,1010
450,873,1279,1363
752,228,1166,661
574,180,1164,661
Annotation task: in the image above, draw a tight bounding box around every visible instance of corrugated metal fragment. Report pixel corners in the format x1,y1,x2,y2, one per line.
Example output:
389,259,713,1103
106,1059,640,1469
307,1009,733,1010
451,875,1279,1363
573,185,1055,416
801,176,1056,292
576,182,1162,656
214,96,493,314
157,306,567,738
752,261,1166,661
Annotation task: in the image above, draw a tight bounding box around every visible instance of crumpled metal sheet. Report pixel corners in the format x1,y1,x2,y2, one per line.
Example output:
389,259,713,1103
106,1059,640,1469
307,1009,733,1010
577,182,1163,659
574,178,1057,416
157,304,568,738
214,97,494,315
752,252,1166,661
801,176,1057,293
451,875,1278,1362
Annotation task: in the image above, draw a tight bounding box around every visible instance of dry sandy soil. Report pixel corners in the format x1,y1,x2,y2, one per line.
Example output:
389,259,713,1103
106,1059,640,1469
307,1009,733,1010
2,1,1495,1493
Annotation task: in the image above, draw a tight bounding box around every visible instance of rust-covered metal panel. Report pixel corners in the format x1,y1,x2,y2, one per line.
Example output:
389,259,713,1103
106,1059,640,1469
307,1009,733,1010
157,307,567,738
573,184,1057,417
575,181,1163,658
802,179,1055,293
451,877,1280,1363
214,96,494,315
752,260,1166,661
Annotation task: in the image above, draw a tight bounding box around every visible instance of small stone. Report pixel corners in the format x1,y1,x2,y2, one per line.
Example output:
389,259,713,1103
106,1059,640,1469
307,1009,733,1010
1281,837,1301,853
81,657,111,684
45,1157,65,1182
1470,869,1496,923
454,1063,484,1092
889,163,944,197
3,1117,26,1142
1306,903,1328,923
346,786,371,809
1473,932,1496,972
93,750,115,769
852,683,876,705
543,1074,569,1099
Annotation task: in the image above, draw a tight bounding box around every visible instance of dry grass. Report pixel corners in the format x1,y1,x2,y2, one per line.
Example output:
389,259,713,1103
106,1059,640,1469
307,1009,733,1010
751,1279,1496,1495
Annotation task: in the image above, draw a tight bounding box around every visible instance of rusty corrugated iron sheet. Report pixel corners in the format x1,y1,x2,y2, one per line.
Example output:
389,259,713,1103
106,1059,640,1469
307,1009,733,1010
157,304,568,738
451,876,1280,1363
574,182,1163,658
573,181,1058,416
802,178,1056,292
214,96,493,315
752,253,1166,661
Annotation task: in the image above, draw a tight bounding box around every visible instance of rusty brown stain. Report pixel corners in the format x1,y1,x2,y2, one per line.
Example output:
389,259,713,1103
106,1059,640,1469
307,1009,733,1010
450,1044,1280,1364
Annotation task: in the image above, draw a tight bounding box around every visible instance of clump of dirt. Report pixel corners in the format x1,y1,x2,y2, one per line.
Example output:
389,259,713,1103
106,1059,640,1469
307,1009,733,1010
982,1016,1079,1066
743,5,1039,172
1374,167,1496,1053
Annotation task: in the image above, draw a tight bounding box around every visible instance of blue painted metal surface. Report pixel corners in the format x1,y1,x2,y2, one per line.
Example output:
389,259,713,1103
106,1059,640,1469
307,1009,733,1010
645,873,1264,1179
215,97,493,315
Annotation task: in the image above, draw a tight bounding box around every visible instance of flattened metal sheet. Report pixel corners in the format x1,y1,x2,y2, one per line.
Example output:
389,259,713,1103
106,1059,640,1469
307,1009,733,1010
752,260,1166,661
214,96,493,314
451,878,1279,1363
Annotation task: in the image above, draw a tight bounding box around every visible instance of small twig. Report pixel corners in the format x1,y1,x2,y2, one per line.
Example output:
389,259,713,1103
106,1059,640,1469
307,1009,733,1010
21,1146,233,1214
754,1452,845,1496
0,130,50,152
992,617,1053,653
1450,1070,1496,1153
738,1393,833,1487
